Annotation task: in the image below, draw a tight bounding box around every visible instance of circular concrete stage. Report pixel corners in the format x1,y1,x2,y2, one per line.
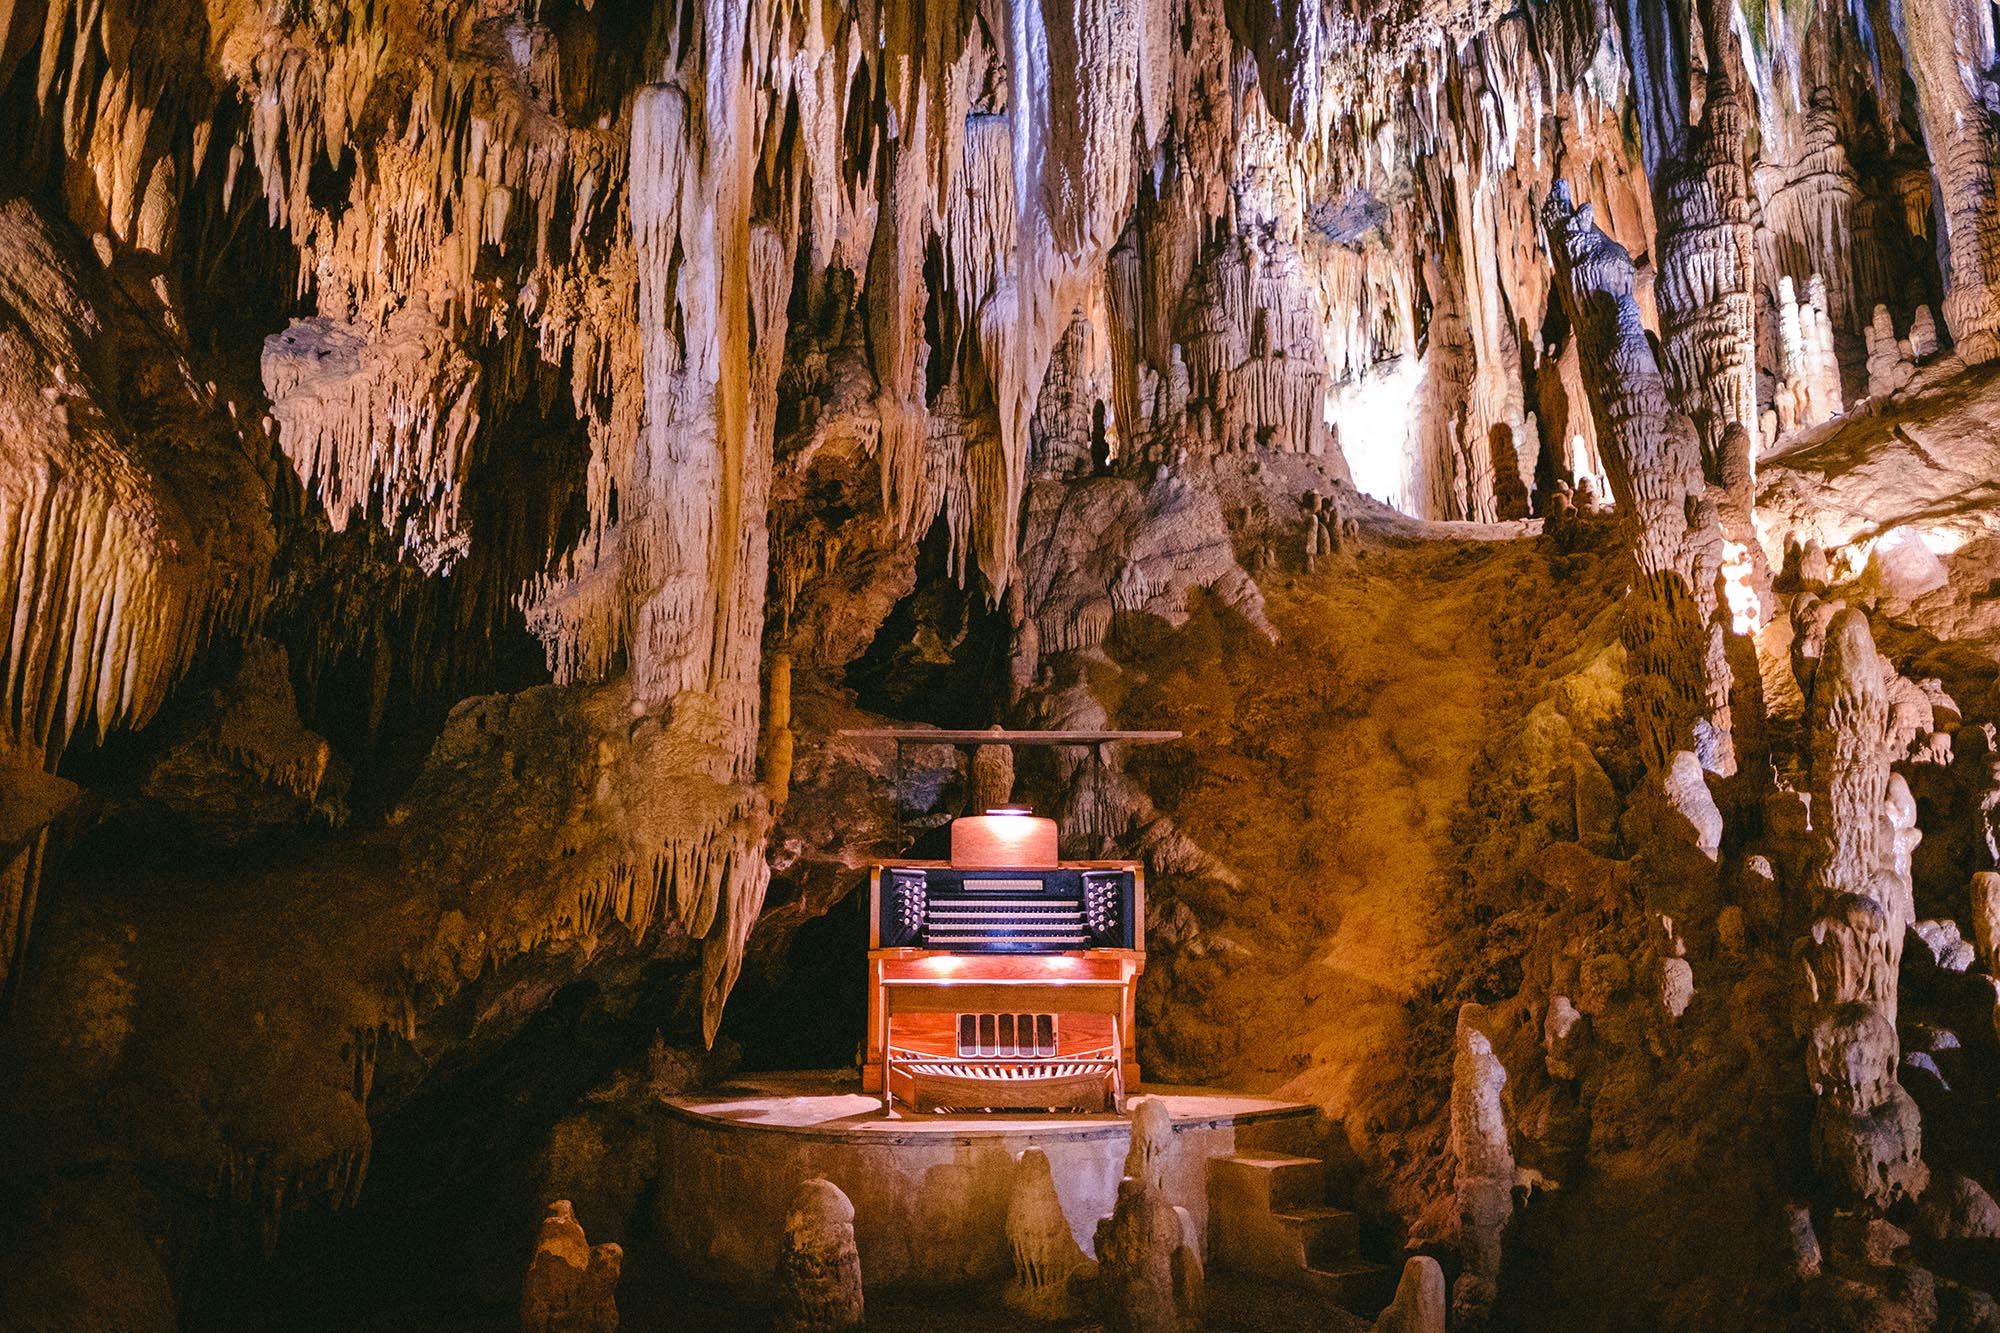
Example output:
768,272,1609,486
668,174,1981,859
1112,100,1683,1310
658,1071,1316,1290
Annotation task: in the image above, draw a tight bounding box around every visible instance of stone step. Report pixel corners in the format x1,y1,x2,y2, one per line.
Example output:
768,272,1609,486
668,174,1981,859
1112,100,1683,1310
1271,1205,1361,1269
1207,1150,1387,1317
1207,1151,1327,1213
1302,1258,1397,1310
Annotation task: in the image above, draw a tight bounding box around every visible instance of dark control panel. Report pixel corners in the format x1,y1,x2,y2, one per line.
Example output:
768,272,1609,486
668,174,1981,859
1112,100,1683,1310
875,867,1139,952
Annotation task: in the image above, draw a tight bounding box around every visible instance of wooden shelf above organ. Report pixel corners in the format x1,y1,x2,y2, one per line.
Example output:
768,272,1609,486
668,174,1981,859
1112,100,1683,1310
865,811,1144,1115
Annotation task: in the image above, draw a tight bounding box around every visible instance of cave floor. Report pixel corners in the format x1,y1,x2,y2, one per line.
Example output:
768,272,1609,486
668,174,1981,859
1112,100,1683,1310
633,1270,1370,1332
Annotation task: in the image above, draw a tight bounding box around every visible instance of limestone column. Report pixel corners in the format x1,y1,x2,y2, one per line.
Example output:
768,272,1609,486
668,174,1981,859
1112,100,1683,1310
1901,0,2000,362
1542,182,1736,776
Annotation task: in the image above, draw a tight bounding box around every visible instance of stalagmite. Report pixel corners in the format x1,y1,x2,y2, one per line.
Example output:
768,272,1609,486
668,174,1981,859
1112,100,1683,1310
1003,1148,1090,1320
1542,181,1734,776
1972,873,2000,971
1910,306,1941,360
1092,1097,1202,1333
774,1178,863,1333
1124,1095,1173,1189
1802,610,1926,1211
521,1201,621,1333
1450,1003,1513,1324
970,740,1017,814
1373,1255,1447,1333
1865,306,1915,398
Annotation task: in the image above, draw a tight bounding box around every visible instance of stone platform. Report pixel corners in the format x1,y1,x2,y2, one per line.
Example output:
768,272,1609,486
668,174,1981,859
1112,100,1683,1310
658,1070,1318,1290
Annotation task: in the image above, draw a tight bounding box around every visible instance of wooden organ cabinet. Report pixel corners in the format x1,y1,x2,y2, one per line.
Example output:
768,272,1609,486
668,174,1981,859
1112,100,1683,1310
864,809,1144,1114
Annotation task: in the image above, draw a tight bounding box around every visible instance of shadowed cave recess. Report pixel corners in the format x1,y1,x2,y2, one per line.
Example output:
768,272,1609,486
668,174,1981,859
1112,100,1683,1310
11,0,2000,1329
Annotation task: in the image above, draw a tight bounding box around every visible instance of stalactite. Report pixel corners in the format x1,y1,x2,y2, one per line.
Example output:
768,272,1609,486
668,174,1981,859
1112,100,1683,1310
0,195,273,992
1410,245,1487,521
869,110,934,539
1543,181,1735,777
1180,229,1332,458
1654,54,1759,474
262,306,482,573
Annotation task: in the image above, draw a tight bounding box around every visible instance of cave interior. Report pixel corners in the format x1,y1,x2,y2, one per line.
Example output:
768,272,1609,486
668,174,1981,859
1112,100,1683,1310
9,0,2000,1329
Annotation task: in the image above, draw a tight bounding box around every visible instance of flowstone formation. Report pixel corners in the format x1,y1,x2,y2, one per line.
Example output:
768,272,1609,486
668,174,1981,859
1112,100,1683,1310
11,0,2000,1327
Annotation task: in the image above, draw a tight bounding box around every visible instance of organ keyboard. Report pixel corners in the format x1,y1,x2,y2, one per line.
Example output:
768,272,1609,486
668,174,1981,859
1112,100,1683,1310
865,824,1144,1114
876,866,1138,951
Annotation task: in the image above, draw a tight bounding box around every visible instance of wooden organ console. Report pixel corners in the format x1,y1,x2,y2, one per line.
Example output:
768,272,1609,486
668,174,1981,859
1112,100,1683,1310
864,808,1144,1114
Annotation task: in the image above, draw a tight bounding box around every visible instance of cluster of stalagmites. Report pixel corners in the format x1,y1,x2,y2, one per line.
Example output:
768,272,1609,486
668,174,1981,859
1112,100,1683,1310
1772,275,1844,435
772,1100,1207,1332
1471,555,2000,1322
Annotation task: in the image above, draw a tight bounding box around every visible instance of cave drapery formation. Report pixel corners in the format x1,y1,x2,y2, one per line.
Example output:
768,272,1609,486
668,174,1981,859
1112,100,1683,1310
12,0,2000,1327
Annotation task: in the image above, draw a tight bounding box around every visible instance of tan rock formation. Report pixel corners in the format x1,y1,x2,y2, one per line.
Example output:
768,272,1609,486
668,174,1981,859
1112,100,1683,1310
1373,1254,1447,1333
1449,1003,1514,1323
521,1200,621,1333
1002,1148,1091,1320
1802,609,1926,1211
775,1178,863,1333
